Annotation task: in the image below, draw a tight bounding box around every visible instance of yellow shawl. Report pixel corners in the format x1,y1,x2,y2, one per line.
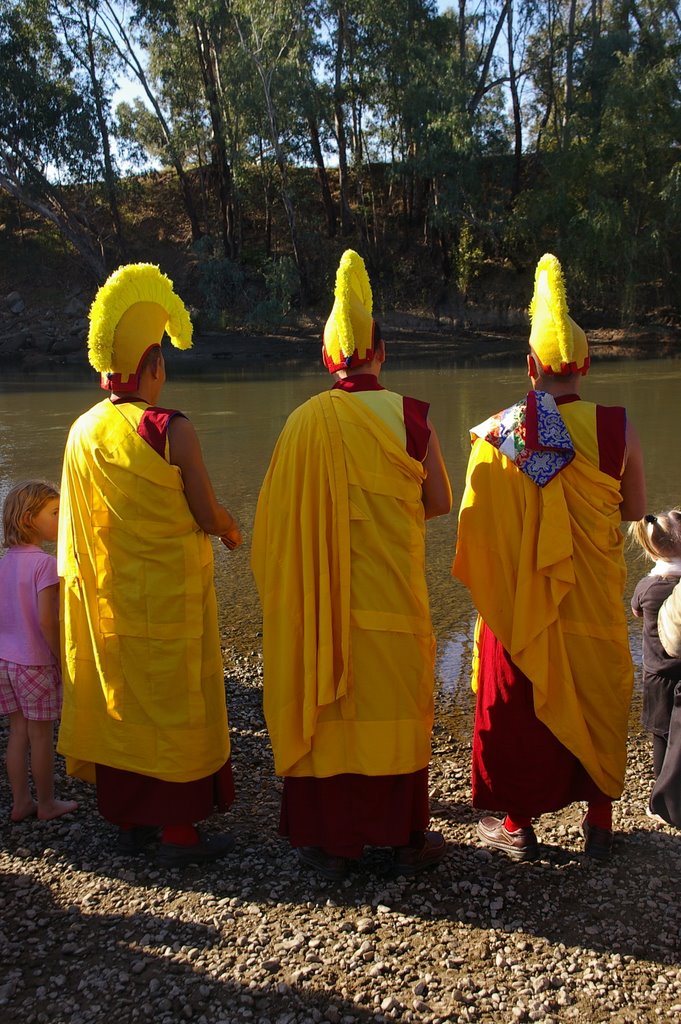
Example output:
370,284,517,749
252,389,435,777
57,399,230,783
454,401,631,798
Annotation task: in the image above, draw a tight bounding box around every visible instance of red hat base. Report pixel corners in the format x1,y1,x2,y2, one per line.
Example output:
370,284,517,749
322,346,375,374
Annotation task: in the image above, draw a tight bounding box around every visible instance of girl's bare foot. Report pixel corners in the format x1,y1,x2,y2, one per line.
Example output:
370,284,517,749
10,799,38,822
37,799,79,821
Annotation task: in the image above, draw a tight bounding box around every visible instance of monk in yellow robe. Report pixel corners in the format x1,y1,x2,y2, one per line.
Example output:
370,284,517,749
252,250,452,881
453,254,646,862
58,264,243,867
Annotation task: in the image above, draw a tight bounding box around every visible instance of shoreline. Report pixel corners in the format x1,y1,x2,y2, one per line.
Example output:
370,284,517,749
169,321,681,371
2,313,681,375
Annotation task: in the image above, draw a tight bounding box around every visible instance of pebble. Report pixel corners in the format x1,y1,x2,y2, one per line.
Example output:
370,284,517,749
1,657,679,1024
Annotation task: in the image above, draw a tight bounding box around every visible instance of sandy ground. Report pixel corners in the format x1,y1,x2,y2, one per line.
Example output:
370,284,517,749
1,654,679,1024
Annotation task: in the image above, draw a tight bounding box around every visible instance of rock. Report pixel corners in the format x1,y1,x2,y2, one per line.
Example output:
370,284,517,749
64,297,88,317
0,330,33,355
50,336,84,355
4,290,24,313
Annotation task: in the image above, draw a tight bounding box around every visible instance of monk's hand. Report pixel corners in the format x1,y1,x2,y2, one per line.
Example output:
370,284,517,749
220,525,243,550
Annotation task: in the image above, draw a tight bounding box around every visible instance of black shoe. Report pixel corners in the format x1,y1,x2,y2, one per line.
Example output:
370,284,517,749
476,816,539,862
157,831,234,867
582,819,613,862
116,826,161,856
296,846,349,882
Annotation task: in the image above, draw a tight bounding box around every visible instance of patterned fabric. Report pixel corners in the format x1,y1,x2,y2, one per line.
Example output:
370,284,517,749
472,390,575,487
0,659,62,721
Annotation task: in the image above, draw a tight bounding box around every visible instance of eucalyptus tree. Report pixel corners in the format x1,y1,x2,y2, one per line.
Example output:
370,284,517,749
512,0,681,315
96,0,205,243
0,0,106,279
350,0,448,249
233,0,312,295
51,0,125,253
185,0,238,257
289,5,338,239
315,1,356,235
573,2,681,314
400,2,512,285
102,0,254,256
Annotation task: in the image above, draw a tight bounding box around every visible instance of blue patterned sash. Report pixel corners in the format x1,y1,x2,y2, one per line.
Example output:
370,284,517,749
471,390,575,487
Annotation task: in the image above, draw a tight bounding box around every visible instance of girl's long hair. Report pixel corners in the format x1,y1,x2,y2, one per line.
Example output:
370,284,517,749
2,480,60,548
628,509,681,562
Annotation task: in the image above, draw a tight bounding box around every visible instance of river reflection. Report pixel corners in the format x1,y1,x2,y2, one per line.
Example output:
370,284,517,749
1,357,677,722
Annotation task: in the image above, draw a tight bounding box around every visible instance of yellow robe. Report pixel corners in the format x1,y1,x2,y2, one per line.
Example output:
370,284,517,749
454,399,632,799
251,389,435,778
57,399,230,783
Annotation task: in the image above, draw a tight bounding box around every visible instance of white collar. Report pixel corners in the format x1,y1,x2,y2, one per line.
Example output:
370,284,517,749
650,558,681,576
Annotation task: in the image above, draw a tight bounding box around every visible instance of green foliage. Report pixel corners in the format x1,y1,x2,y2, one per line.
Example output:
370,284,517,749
0,0,99,183
1,0,680,318
247,255,301,327
261,255,301,315
455,223,484,297
194,241,247,325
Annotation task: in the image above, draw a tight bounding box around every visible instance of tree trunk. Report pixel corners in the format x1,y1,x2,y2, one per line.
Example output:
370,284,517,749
83,8,124,256
507,0,522,195
192,17,236,258
98,0,203,243
467,1,509,118
563,0,578,149
333,6,354,235
306,112,337,238
0,172,105,281
234,17,308,300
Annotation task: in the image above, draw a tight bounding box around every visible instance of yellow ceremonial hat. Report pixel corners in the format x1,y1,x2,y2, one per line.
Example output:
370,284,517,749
88,263,193,391
323,250,375,372
529,253,589,375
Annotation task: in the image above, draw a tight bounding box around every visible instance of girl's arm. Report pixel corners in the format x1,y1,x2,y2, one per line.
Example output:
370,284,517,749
37,583,60,661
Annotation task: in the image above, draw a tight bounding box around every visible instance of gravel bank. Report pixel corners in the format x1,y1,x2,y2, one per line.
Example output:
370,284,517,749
1,651,679,1024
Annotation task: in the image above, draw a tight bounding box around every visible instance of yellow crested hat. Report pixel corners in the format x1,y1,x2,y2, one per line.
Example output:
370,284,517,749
529,253,589,375
323,250,375,372
88,263,193,391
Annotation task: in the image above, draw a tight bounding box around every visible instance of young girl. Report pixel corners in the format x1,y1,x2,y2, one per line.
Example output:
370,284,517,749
630,510,681,812
0,481,78,821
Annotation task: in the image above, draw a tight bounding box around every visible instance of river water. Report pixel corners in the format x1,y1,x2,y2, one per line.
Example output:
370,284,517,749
1,357,678,723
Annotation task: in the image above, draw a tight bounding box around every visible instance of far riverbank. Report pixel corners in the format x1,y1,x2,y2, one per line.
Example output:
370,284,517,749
2,280,681,374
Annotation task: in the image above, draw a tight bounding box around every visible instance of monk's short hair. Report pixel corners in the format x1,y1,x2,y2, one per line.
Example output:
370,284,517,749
139,344,163,375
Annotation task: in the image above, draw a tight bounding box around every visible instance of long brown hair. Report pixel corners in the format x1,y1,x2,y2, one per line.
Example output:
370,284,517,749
628,509,681,562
